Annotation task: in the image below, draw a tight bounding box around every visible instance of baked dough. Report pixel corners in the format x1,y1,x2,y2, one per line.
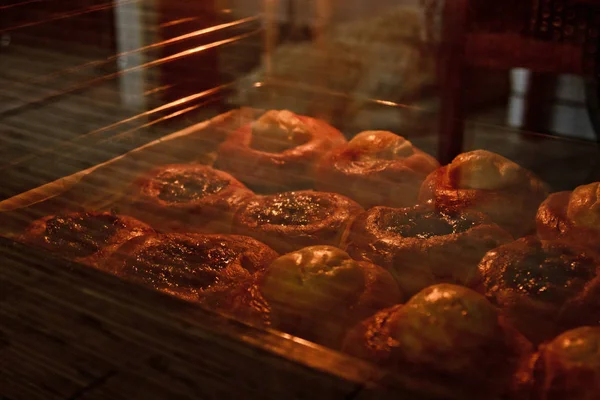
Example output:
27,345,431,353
232,190,363,254
215,110,347,192
316,130,439,208
419,150,549,238
476,236,600,344
537,182,600,254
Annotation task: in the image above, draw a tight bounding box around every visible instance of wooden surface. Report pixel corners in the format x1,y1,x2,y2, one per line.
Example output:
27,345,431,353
0,237,440,400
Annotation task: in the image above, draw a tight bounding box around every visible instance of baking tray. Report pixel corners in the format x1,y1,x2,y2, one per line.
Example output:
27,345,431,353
0,108,258,236
1,100,599,235
0,106,450,400
1,106,599,400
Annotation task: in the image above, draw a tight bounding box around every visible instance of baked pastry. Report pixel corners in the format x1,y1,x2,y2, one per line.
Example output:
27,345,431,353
231,190,363,254
316,131,439,208
342,284,533,400
103,233,278,302
344,204,513,297
419,150,549,238
19,211,154,267
532,326,600,400
124,164,254,234
205,246,401,348
215,110,347,192
477,236,600,344
537,182,600,254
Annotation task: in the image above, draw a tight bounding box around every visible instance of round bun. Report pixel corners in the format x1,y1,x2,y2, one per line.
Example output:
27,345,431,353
419,150,549,238
207,246,401,347
342,284,532,400
537,182,600,254
19,211,154,267
215,110,347,192
477,236,600,344
344,204,513,297
232,190,363,254
315,131,439,208
532,326,600,400
124,164,254,233
103,233,278,302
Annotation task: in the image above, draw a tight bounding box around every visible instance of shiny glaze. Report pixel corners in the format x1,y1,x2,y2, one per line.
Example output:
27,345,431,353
232,191,363,254
108,233,278,302
382,209,477,239
478,237,600,344
44,213,124,258
251,193,332,226
156,170,230,203
501,246,595,303
127,239,237,291
344,205,512,297
127,164,254,234
480,237,598,306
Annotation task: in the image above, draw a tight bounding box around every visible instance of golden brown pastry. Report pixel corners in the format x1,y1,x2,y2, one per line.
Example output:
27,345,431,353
232,190,363,254
204,246,401,348
342,284,533,400
419,150,549,238
215,110,347,192
315,131,439,209
19,211,154,267
103,233,278,302
124,164,254,233
344,204,513,297
537,182,600,254
477,236,600,344
532,326,600,400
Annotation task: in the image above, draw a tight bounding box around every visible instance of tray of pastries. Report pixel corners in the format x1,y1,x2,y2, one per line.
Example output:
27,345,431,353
1,108,598,400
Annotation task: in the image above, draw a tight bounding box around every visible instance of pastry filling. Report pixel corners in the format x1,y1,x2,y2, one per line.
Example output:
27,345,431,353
254,193,332,226
44,213,122,258
156,171,229,202
382,210,477,239
127,240,238,290
348,131,415,161
501,249,596,302
250,110,311,153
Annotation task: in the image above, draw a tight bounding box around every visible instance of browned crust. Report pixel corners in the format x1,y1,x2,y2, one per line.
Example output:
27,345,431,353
102,233,278,302
476,236,600,344
232,191,364,254
200,278,273,328
19,211,154,268
124,164,254,234
315,145,439,209
342,291,533,400
343,205,513,297
532,327,600,400
215,113,347,192
419,166,549,238
536,191,600,255
204,259,401,349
